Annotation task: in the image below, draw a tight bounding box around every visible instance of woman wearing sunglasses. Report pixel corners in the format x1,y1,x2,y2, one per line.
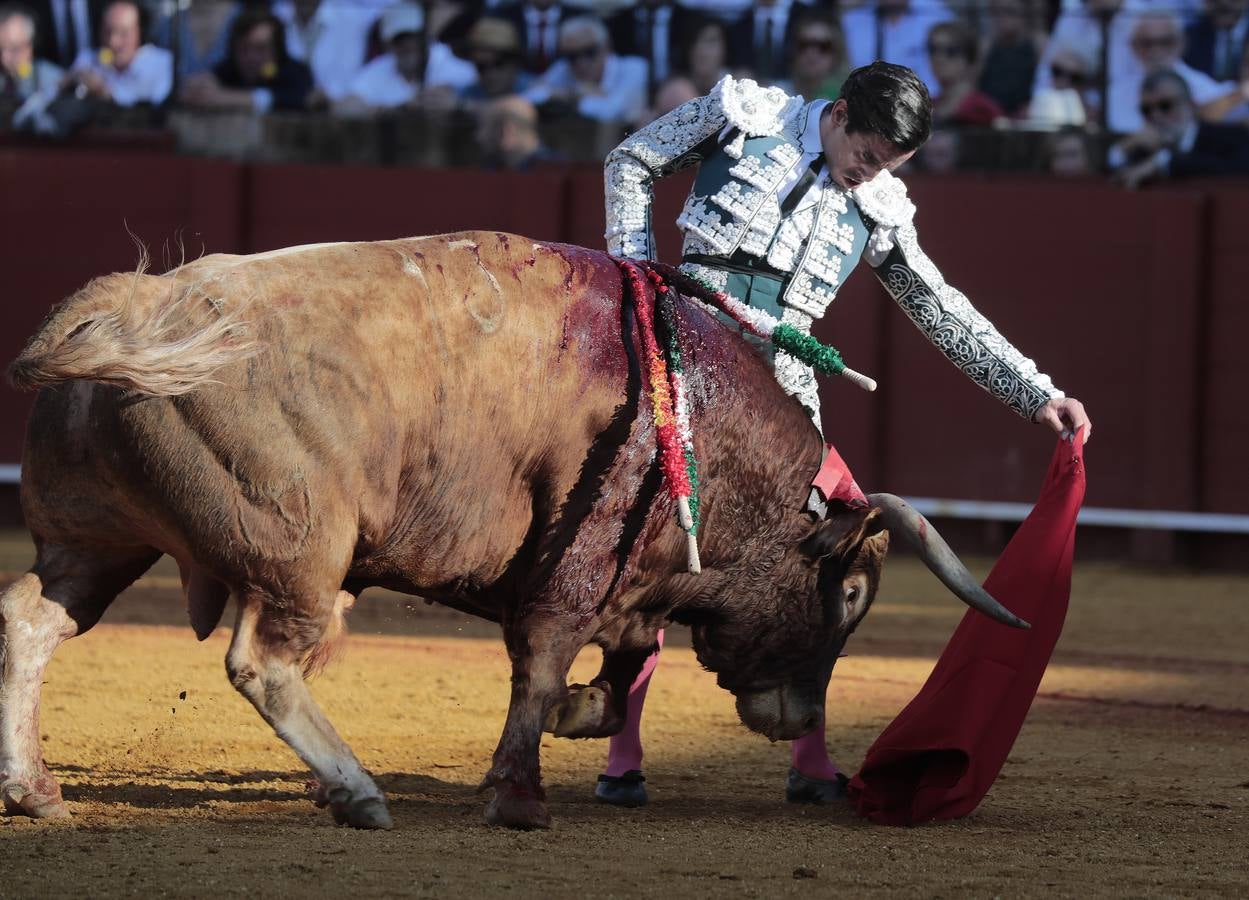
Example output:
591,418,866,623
781,11,848,102
1027,43,1098,129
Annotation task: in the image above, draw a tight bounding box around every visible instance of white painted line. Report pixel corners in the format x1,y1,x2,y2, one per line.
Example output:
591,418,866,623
905,497,1249,534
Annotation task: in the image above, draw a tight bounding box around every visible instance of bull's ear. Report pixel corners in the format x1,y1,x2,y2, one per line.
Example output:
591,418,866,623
800,507,885,562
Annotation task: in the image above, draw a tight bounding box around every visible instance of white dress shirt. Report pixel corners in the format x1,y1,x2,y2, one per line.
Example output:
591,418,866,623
524,53,648,122
778,98,830,208
307,0,385,102
346,44,478,107
71,45,174,106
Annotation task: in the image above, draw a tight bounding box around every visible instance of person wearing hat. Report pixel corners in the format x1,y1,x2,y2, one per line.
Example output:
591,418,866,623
460,16,533,104
340,1,473,112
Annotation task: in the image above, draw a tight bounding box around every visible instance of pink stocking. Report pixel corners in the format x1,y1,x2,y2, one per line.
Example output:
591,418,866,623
603,629,665,776
789,711,842,781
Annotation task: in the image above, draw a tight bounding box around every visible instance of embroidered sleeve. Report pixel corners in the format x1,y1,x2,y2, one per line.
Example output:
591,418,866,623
871,224,1064,420
603,91,728,259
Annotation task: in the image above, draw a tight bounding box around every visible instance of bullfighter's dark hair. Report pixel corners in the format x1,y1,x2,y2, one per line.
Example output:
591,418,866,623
227,6,290,66
838,61,932,154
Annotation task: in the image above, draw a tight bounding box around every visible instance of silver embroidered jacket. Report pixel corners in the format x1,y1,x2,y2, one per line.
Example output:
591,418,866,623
604,74,1063,422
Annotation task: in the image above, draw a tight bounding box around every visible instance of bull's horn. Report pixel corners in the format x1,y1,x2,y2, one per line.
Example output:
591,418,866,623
866,492,1030,630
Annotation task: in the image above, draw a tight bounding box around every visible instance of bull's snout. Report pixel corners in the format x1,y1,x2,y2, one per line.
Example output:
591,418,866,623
734,688,822,742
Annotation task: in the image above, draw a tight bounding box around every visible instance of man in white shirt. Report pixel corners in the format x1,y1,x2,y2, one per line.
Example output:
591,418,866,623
524,15,647,123
840,0,953,93
1106,10,1238,132
339,2,474,112
65,0,171,106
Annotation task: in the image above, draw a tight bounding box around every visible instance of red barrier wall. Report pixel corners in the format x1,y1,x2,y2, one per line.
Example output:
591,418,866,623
1,149,1246,515
1204,183,1249,514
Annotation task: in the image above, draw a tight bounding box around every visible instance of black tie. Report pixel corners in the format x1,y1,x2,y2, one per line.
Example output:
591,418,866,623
780,154,825,218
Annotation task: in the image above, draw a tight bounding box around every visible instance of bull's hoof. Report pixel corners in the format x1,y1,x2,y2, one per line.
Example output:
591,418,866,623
1,781,71,820
784,768,849,806
543,684,622,739
321,786,393,830
594,770,648,808
484,784,551,830
336,797,394,830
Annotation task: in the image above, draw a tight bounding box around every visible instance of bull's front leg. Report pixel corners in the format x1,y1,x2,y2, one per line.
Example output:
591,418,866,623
478,621,586,829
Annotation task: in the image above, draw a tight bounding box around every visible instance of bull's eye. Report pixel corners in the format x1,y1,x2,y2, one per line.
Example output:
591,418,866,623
845,586,859,604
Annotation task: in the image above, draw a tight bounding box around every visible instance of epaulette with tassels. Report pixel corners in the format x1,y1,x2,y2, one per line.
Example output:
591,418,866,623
616,258,877,576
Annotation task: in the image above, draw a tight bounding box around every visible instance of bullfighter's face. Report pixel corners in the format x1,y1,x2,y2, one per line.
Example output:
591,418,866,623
819,99,916,191
687,507,889,742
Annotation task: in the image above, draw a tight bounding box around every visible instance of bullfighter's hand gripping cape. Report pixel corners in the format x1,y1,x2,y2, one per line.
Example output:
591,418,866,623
849,432,1087,825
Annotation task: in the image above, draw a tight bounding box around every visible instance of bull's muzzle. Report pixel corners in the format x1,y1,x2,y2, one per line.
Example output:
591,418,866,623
734,687,822,742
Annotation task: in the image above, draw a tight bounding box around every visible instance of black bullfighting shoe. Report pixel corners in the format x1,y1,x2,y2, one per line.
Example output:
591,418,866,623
595,770,648,808
785,768,850,805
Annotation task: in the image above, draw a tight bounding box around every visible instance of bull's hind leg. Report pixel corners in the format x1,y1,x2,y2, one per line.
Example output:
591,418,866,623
0,543,159,817
225,593,392,829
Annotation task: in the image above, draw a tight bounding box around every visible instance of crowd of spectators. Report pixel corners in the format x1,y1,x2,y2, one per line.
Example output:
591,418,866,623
2,0,1248,182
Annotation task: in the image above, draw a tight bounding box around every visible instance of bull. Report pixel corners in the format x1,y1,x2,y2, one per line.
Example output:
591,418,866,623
1,232,1023,830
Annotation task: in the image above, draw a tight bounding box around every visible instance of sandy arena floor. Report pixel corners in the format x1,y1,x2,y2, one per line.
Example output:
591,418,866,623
0,531,1246,898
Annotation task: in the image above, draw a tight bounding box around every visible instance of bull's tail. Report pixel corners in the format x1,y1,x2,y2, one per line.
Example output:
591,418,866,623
9,261,259,397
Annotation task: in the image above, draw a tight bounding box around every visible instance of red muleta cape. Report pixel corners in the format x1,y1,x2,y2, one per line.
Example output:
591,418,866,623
848,433,1087,825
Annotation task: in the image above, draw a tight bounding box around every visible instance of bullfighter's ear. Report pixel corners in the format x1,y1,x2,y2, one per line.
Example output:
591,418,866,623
800,507,885,562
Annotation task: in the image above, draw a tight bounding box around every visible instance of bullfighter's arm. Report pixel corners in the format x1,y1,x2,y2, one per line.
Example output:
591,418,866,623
853,172,1062,421
868,225,1064,420
603,94,728,260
